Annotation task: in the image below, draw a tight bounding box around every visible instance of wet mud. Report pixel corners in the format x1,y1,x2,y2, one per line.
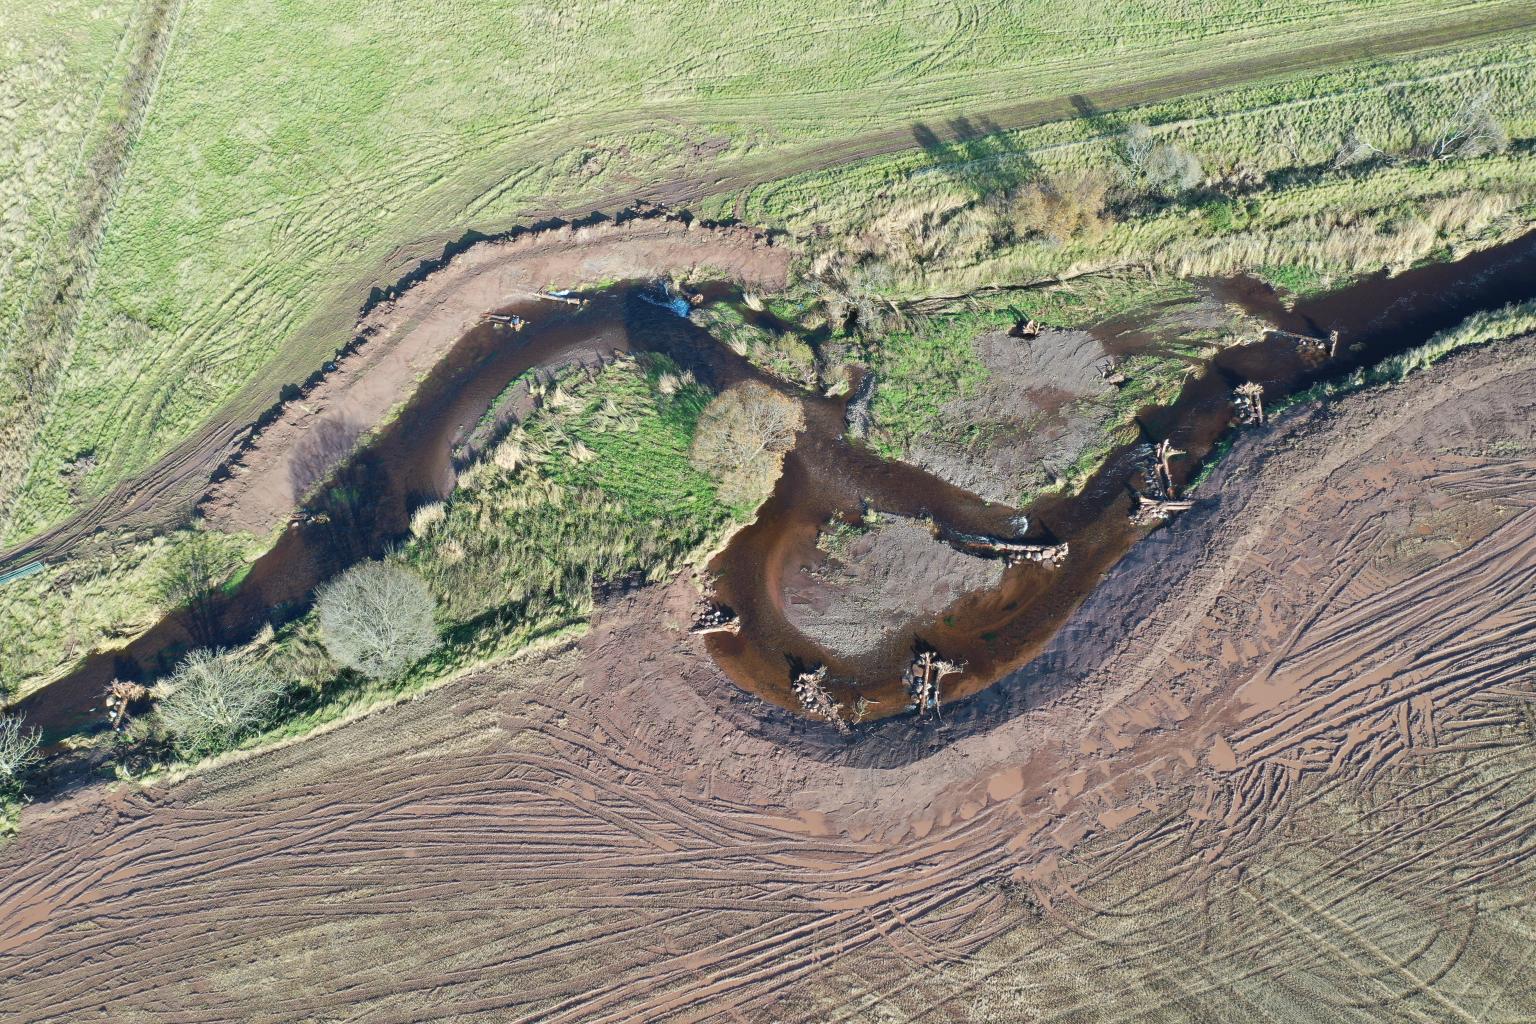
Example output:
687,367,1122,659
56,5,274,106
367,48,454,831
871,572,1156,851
18,232,1536,741
707,230,1536,718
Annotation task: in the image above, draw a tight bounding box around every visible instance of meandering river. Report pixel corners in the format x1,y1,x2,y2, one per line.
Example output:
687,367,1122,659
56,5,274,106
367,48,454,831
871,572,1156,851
16,231,1536,741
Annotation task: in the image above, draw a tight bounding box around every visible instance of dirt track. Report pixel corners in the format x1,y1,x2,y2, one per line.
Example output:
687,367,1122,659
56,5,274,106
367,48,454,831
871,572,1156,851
3,341,1533,1021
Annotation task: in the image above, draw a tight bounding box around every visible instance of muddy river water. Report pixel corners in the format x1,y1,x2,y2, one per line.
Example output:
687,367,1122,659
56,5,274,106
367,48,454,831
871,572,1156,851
17,231,1536,739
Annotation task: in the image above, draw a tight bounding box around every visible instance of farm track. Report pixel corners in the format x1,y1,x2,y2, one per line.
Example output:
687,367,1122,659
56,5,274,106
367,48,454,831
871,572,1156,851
6,1,1536,569
3,342,1535,1020
0,0,187,539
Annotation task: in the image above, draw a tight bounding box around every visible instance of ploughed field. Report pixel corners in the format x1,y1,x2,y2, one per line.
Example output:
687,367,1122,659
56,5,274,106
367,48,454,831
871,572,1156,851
3,338,1532,1022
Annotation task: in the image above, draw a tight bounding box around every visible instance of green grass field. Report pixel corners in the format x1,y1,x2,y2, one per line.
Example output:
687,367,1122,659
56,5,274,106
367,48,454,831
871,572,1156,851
4,0,1535,547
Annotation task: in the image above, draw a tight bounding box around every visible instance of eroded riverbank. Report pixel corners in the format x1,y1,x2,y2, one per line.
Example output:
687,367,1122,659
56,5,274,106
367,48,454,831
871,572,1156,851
705,230,1536,720
13,228,1536,752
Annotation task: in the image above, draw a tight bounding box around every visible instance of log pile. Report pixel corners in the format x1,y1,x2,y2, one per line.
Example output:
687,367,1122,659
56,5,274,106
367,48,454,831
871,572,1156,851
104,680,149,732
1158,439,1187,495
956,536,1069,568
1097,356,1127,388
905,648,964,719
1266,328,1332,357
1234,381,1265,425
792,665,850,734
1130,493,1196,526
1011,317,1042,339
1130,439,1196,526
482,312,528,331
690,603,741,636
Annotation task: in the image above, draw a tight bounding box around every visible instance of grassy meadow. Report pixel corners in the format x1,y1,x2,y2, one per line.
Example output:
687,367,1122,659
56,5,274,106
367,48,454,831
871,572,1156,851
3,0,1533,545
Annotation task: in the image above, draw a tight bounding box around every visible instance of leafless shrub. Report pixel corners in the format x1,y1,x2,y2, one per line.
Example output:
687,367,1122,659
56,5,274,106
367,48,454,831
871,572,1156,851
1275,120,1309,166
0,716,42,782
1432,91,1508,159
1145,142,1204,194
1121,124,1204,194
316,562,439,679
1333,129,1380,169
690,381,805,507
156,649,284,753
1119,124,1158,177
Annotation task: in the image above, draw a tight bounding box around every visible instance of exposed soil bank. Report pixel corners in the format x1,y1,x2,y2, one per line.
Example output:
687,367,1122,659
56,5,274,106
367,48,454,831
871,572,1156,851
906,327,1116,507
783,514,1004,658
201,217,791,536
706,229,1536,720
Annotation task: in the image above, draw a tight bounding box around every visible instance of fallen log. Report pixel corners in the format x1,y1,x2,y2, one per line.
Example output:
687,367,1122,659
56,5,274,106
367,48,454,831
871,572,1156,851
1130,492,1196,526
481,312,528,331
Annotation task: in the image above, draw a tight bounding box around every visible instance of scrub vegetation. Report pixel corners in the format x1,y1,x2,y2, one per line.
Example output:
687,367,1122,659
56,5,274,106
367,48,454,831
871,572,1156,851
725,36,1536,309
102,354,743,774
4,0,1534,545
0,528,262,704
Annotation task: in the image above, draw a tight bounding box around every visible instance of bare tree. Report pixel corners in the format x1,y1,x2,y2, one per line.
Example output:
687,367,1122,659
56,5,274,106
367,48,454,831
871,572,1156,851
1120,124,1203,194
154,531,243,646
1433,91,1508,159
1119,124,1158,178
1275,120,1308,166
1333,129,1380,169
156,649,284,753
0,715,41,782
316,562,439,680
690,381,805,506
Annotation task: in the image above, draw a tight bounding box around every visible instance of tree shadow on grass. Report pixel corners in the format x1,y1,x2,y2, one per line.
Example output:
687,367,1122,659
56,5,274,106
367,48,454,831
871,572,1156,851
910,116,1038,198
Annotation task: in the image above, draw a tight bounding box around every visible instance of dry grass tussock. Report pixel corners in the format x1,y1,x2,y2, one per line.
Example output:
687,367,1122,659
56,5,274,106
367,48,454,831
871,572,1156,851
408,357,735,634
813,171,1114,330
1165,191,1521,279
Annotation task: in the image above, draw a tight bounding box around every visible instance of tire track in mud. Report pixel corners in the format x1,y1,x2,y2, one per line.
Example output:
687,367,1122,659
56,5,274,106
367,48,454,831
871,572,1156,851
4,348,1536,1020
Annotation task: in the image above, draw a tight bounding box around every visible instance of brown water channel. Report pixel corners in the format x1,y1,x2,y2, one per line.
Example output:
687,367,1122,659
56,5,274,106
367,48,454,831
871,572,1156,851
15,231,1536,742
706,230,1536,716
